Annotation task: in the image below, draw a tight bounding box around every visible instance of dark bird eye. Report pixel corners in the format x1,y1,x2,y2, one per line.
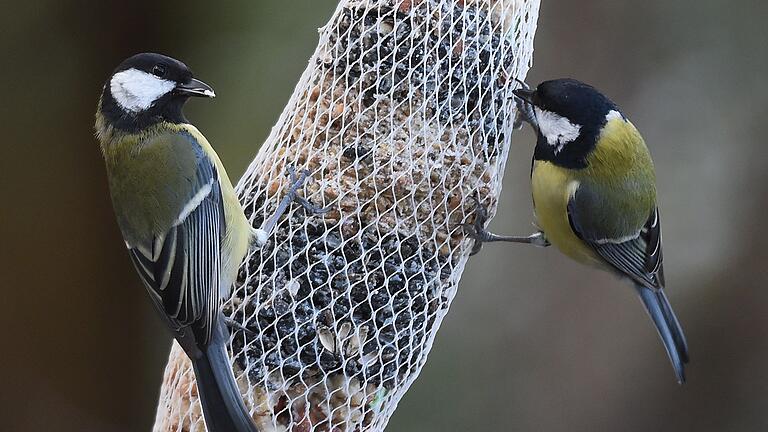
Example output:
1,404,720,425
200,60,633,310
152,64,167,77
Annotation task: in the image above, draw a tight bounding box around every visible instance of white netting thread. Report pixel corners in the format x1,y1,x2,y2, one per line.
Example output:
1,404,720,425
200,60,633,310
154,1,539,430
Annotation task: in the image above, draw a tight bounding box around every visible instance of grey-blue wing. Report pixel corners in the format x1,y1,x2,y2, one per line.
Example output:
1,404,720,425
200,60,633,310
567,187,664,289
591,218,663,289
128,154,225,345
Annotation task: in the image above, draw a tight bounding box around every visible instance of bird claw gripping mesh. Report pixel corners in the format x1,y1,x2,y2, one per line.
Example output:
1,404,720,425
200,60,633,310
154,0,539,431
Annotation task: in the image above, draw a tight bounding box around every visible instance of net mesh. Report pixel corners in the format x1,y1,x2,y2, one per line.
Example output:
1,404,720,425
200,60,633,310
154,0,539,430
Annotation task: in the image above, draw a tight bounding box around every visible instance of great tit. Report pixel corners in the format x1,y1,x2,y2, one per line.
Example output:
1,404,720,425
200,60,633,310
95,53,261,432
467,78,689,383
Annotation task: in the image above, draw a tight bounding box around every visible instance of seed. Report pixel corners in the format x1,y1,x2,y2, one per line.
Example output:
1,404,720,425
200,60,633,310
318,327,335,353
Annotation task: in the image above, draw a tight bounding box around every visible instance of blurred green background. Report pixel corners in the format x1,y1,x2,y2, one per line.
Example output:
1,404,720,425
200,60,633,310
2,1,767,431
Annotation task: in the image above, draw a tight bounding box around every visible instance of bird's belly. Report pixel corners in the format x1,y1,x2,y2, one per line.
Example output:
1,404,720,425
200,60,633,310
531,161,602,267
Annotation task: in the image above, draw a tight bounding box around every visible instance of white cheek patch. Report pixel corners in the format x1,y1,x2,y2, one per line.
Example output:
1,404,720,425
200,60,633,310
534,107,582,153
110,68,175,113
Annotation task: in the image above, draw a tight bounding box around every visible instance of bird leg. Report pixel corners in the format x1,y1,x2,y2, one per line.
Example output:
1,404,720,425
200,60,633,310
223,317,257,338
284,166,334,216
463,193,550,256
252,166,331,246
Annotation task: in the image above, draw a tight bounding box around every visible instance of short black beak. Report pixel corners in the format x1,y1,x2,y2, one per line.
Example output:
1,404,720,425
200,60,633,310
512,88,535,105
175,78,216,98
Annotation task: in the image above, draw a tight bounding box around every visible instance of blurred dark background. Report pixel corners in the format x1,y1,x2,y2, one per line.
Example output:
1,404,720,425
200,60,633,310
2,1,767,431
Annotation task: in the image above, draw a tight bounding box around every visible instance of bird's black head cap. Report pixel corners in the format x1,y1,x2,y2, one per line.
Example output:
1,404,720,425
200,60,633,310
99,53,215,133
515,78,622,169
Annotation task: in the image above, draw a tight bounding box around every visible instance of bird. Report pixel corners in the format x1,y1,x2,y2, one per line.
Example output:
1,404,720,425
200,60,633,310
95,53,262,431
466,78,689,383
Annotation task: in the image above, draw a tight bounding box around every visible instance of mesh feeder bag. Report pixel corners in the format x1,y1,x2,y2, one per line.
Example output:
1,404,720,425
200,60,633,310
154,0,540,430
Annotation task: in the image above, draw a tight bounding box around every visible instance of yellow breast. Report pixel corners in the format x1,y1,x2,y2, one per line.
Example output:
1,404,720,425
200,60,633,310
531,160,602,266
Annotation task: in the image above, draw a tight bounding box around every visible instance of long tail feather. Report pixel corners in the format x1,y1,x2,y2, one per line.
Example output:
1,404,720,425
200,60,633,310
190,320,259,432
635,285,690,384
